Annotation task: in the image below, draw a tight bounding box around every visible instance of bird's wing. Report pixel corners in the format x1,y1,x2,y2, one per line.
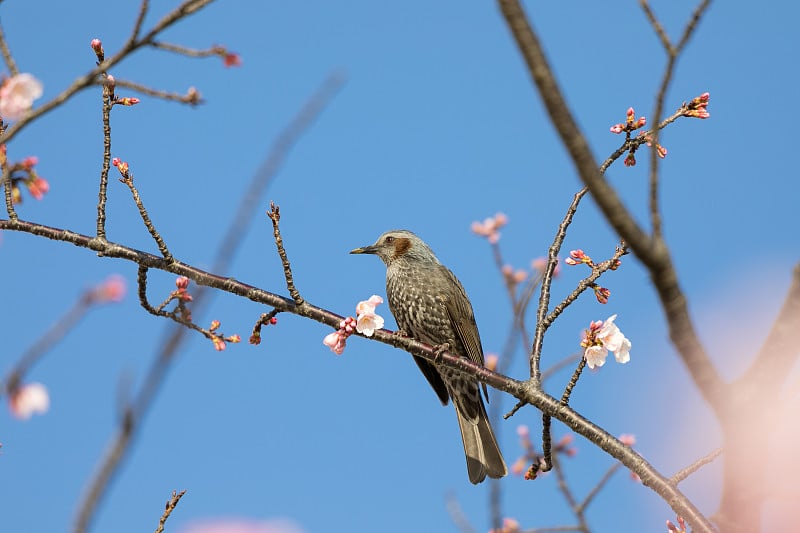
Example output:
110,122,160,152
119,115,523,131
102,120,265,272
439,266,489,400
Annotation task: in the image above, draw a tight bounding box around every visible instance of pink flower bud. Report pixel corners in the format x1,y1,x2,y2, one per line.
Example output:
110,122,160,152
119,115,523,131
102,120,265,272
175,276,190,289
93,274,127,302
115,97,140,106
624,153,636,167
223,52,242,68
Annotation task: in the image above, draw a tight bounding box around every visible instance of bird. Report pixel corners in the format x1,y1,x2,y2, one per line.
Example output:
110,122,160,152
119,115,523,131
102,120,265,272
350,229,507,484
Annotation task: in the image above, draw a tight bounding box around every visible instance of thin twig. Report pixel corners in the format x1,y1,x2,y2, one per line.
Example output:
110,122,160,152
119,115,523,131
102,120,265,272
641,0,713,239
530,187,587,384
670,448,722,484
97,80,112,240
504,399,525,419
639,2,674,53
541,354,582,382
118,166,174,262
104,78,202,105
151,41,225,58
268,202,304,306
544,244,628,329
2,290,95,396
2,151,17,220
126,0,150,49
0,18,18,75
445,493,479,533
154,489,186,533
542,358,586,469
579,462,622,512
550,452,589,532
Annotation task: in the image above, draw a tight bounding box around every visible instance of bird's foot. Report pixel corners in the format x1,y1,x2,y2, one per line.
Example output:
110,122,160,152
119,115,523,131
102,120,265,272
393,329,409,337
432,342,451,363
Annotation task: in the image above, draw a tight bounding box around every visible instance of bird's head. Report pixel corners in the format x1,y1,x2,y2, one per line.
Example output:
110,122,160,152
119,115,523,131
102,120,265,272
350,229,440,267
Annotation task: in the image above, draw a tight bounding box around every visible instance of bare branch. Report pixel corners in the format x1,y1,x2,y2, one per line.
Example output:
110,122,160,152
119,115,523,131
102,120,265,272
641,0,713,239
154,489,186,533
0,18,18,76
670,448,722,485
118,165,174,262
268,202,304,306
744,262,800,391
531,187,588,383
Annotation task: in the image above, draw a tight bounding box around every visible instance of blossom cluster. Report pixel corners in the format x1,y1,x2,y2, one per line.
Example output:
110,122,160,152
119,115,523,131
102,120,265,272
581,314,631,369
684,92,710,119
88,274,127,303
564,250,615,304
323,295,385,355
8,382,50,419
609,107,646,135
488,518,522,533
471,212,508,244
666,516,687,533
0,73,42,121
608,106,669,167
209,319,241,351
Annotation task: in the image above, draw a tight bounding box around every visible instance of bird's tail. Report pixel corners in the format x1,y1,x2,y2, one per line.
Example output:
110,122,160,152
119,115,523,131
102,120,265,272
454,400,507,484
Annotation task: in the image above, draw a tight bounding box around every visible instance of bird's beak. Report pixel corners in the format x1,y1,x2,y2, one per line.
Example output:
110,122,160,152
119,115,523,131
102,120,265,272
350,245,377,255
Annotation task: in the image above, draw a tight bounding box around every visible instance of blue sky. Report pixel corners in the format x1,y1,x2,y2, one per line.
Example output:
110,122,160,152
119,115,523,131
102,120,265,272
1,1,798,532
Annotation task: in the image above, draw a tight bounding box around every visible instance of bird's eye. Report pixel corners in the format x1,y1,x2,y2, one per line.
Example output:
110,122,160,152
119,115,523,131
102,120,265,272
385,236,395,244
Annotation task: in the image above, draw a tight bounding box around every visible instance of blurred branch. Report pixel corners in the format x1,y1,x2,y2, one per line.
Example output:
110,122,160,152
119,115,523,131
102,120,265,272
670,448,722,485
744,262,800,396
1,280,121,397
446,493,479,533
0,17,18,76
640,0,712,238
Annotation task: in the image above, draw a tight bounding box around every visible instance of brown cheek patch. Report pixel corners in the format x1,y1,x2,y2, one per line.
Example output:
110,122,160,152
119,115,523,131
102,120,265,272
392,237,411,259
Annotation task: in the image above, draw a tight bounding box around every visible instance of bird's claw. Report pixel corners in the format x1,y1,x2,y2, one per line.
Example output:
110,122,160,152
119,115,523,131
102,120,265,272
433,342,451,363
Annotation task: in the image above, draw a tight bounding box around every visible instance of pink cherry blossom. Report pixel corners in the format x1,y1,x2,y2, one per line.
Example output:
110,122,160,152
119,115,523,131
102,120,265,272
9,382,50,419
92,274,127,303
584,345,608,369
323,331,346,355
355,295,384,337
0,73,43,120
596,314,631,364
